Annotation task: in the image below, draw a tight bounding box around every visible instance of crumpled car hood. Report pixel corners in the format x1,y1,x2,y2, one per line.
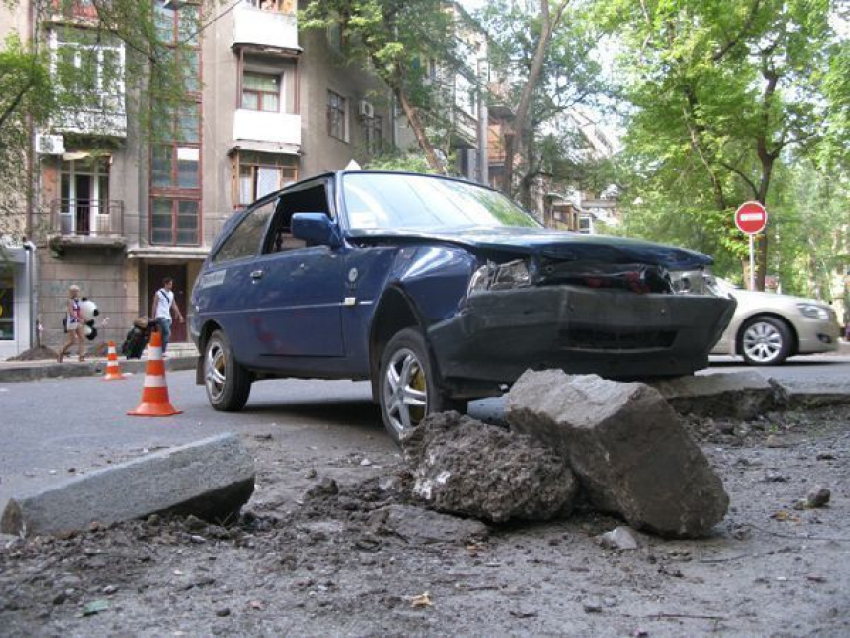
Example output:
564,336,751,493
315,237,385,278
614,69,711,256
347,226,713,270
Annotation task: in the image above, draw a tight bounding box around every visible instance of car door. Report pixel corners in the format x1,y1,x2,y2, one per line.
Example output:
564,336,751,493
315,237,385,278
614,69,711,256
241,180,346,368
196,196,278,365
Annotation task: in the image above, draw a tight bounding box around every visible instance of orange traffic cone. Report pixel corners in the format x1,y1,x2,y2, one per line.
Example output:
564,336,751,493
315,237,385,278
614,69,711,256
128,330,182,417
103,340,127,381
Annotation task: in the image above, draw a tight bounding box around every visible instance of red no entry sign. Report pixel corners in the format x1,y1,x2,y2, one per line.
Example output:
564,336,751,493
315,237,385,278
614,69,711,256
735,201,768,234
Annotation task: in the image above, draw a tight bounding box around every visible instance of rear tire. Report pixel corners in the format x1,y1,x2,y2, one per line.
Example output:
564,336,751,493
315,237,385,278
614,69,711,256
379,327,463,444
204,329,252,411
739,316,792,366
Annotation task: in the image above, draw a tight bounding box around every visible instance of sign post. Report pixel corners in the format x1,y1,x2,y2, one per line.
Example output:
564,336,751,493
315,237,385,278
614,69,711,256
734,201,768,291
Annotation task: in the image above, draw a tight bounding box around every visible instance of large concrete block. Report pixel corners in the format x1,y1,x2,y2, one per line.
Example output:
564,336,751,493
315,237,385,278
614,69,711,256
506,371,728,538
402,412,578,523
1,433,254,537
650,371,784,419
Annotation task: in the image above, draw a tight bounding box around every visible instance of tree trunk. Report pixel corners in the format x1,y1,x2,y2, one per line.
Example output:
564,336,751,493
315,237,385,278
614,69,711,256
499,0,569,197
395,90,443,173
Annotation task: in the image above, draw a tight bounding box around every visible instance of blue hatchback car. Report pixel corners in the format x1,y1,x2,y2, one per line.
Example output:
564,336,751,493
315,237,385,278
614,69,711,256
191,171,735,442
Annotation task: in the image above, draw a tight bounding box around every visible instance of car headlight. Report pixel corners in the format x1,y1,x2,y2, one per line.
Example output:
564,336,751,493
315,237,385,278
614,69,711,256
796,303,829,320
669,268,715,295
468,259,532,296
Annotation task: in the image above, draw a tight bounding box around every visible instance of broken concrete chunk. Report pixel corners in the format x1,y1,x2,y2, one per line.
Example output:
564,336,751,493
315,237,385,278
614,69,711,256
1,433,254,537
506,371,729,538
650,371,784,419
597,526,640,551
401,412,578,524
368,504,488,545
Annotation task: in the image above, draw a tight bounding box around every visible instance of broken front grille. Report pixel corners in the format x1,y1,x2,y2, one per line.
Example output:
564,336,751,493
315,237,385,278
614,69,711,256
560,326,677,351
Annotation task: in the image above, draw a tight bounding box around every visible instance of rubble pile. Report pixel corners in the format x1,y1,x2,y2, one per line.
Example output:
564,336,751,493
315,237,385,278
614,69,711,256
400,411,578,523
506,371,729,538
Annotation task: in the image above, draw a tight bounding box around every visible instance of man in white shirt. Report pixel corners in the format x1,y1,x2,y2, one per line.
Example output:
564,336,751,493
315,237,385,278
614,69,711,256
150,277,185,353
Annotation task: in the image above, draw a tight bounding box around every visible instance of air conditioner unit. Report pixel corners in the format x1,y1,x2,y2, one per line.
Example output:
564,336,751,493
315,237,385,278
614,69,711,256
358,100,374,119
36,134,65,155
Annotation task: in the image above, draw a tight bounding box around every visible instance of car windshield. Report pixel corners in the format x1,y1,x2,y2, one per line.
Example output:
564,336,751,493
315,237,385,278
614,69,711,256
341,172,540,230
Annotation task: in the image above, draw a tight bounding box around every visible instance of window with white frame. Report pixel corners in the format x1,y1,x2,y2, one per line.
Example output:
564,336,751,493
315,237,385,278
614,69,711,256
327,90,347,141
52,26,125,112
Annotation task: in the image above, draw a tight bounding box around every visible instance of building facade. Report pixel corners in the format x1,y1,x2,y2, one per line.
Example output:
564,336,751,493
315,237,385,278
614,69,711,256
1,0,403,357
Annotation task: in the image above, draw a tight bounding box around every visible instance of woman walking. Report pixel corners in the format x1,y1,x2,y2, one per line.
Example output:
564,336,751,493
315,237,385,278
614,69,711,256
58,284,85,363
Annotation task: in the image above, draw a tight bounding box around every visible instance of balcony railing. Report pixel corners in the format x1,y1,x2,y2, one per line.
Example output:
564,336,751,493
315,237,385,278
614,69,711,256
49,199,124,238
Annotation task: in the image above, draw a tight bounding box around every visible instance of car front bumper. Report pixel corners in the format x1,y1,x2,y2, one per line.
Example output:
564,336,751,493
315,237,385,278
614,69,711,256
429,286,736,387
795,317,841,355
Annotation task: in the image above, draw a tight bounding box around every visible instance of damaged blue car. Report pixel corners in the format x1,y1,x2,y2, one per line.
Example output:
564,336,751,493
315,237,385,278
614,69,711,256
190,171,735,442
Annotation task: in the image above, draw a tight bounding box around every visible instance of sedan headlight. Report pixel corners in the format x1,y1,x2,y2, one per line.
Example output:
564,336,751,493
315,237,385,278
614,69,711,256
796,303,829,321
468,259,532,296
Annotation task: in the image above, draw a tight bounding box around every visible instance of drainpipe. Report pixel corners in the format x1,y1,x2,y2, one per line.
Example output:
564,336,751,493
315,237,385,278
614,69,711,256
23,240,38,348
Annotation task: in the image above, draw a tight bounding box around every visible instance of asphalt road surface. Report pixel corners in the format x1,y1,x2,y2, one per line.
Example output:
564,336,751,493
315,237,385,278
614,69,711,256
2,354,848,508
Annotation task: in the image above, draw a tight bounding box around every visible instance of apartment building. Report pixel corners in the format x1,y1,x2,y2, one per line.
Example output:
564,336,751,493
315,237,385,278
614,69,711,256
1,0,398,357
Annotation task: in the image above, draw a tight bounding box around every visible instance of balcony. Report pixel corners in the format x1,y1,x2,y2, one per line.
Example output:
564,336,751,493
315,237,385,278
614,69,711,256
233,109,301,151
52,97,127,139
233,1,299,51
47,199,126,252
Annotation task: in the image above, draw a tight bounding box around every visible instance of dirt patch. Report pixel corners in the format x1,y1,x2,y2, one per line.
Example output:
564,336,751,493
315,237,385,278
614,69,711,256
1,406,849,636
6,346,58,362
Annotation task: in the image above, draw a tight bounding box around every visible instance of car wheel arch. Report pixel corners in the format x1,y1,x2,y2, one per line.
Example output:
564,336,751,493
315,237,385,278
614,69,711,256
735,312,798,357
369,286,435,400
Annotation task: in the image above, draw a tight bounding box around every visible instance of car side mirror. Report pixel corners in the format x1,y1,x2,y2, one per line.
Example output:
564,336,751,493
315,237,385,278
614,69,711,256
291,213,343,249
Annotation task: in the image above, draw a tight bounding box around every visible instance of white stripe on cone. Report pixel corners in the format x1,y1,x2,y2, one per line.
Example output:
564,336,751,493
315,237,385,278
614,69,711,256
148,345,162,359
143,375,167,388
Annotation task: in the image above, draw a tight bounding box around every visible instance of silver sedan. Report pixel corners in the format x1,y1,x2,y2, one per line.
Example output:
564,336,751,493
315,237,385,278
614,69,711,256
710,279,841,365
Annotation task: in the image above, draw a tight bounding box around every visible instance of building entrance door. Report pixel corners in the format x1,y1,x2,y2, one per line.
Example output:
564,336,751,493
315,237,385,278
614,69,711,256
147,264,188,343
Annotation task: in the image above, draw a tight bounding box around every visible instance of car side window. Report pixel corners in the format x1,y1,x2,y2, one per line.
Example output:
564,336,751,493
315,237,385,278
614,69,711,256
213,199,277,264
263,183,332,254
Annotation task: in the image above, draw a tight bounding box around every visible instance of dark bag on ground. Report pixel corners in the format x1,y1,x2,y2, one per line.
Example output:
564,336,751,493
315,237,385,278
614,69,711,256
121,317,151,359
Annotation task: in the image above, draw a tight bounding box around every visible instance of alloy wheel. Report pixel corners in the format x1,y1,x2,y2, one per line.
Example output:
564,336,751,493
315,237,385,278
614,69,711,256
742,320,785,364
205,339,227,402
382,346,428,437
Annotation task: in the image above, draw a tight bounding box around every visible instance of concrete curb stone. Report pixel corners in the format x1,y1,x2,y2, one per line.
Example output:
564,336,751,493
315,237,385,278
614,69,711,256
1,433,254,537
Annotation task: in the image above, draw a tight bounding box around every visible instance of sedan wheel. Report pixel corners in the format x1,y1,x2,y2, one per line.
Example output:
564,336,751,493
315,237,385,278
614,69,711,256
204,329,252,411
740,316,792,366
379,327,461,444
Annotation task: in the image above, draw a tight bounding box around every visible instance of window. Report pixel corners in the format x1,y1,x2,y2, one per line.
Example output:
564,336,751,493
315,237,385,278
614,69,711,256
53,27,125,112
366,115,383,154
151,198,199,245
242,73,281,112
235,151,298,206
153,145,200,189
213,199,277,263
327,90,347,141
59,156,111,235
154,1,200,45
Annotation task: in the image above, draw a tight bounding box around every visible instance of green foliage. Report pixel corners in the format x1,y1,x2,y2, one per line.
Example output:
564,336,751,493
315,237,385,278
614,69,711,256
598,0,843,288
0,33,55,236
476,0,608,202
364,152,436,174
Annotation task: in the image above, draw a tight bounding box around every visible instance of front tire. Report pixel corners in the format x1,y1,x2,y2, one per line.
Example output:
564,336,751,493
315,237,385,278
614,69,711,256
739,316,792,366
379,327,463,444
204,329,252,411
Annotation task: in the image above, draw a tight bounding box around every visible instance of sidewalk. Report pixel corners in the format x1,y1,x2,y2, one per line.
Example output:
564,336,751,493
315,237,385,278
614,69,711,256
0,344,199,384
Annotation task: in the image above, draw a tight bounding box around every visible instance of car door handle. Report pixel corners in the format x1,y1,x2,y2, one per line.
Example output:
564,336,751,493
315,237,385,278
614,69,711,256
250,270,265,280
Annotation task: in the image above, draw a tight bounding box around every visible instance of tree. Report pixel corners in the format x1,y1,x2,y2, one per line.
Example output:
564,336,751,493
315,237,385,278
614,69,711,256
601,0,842,290
301,0,457,172
0,33,54,235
